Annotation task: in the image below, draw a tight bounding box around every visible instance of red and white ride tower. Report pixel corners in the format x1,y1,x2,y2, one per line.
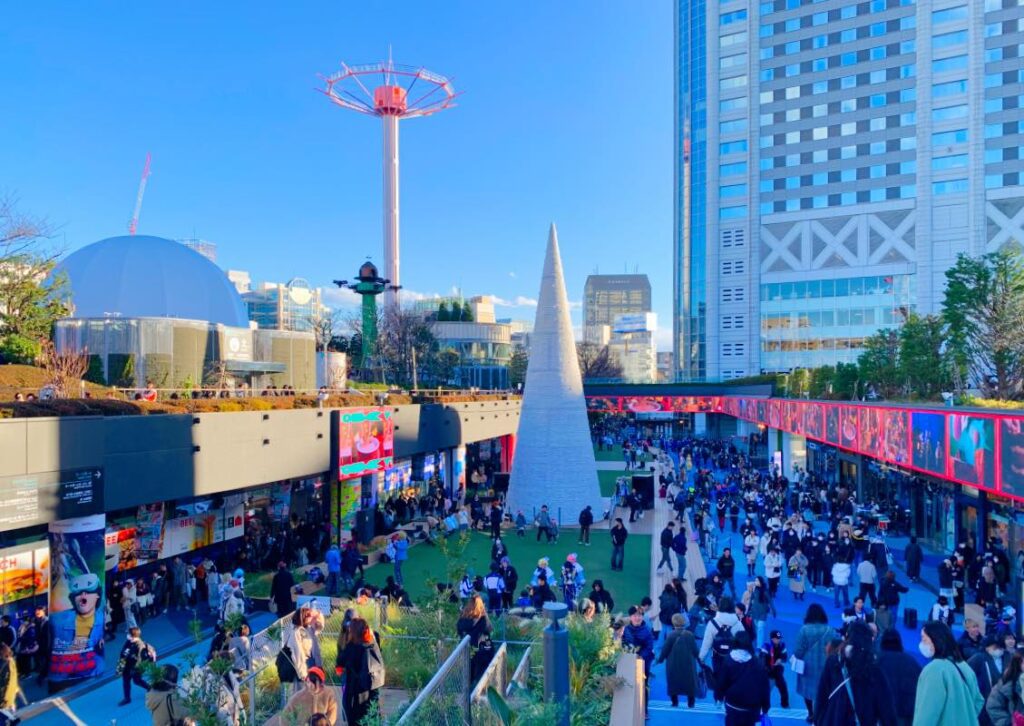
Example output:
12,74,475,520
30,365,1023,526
319,57,458,306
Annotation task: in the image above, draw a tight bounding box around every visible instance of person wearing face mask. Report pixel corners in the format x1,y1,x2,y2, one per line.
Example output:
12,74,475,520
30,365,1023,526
912,621,985,726
969,635,1008,726
813,621,896,725
984,650,1024,726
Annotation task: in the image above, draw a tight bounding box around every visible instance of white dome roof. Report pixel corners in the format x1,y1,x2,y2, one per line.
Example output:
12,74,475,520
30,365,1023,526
55,235,249,327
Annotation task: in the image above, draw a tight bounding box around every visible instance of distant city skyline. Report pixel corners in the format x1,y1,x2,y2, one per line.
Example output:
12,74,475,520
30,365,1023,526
0,2,673,348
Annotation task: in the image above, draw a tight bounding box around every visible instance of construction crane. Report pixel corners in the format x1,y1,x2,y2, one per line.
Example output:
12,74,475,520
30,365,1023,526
127,152,151,235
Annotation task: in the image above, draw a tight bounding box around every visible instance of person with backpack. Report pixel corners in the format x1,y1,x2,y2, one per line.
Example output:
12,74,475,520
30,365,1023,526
713,631,770,726
336,618,385,726
658,583,681,644
117,626,155,706
671,527,689,576
699,596,745,675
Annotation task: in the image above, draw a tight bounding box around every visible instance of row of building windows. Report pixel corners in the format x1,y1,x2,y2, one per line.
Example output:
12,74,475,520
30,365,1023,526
760,138,917,169
762,338,868,352
987,70,1024,88
986,18,1023,37
760,1,915,37
762,307,906,331
760,43,914,81
759,162,916,191
986,43,1024,62
985,94,1024,112
759,88,916,124
761,0,913,19
987,173,1024,188
759,17,917,60
761,275,911,302
757,66,917,104
760,187,915,213
759,115,915,147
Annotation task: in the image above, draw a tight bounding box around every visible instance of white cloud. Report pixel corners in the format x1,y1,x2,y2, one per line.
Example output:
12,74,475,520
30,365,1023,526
568,300,582,310
491,295,538,308
508,271,517,279
322,286,440,309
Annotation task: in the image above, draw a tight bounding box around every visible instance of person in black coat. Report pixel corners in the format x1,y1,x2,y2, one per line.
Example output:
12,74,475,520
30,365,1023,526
958,619,984,661
578,506,594,545
877,628,920,726
877,570,909,623
270,561,296,616
904,537,923,581
968,635,1008,726
814,621,896,726
714,631,770,726
589,580,614,613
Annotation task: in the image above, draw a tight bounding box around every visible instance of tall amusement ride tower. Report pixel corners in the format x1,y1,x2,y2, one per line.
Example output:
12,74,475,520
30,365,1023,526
320,57,457,306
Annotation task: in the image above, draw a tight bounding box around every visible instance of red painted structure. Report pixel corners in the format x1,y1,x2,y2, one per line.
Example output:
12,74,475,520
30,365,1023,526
586,395,1024,502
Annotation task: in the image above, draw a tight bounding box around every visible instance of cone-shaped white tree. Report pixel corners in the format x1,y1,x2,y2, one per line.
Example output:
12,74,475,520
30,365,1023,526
507,224,604,524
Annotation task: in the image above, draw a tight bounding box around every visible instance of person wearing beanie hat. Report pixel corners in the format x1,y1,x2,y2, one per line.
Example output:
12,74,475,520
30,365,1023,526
269,664,338,726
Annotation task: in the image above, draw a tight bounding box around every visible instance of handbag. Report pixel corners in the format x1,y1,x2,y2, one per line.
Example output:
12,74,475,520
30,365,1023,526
789,654,805,674
276,645,297,683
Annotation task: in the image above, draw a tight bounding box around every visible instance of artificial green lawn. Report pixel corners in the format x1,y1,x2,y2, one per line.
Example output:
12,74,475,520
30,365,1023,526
593,444,625,461
360,529,652,614
598,469,624,497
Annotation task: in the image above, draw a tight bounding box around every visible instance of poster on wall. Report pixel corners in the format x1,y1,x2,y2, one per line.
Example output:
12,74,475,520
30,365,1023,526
911,412,947,475
336,478,362,532
135,503,165,561
825,405,840,445
0,544,49,606
1000,418,1024,498
48,514,106,682
384,460,413,493
839,407,858,451
104,526,140,572
859,407,883,454
804,403,824,440
455,446,466,495
949,414,996,487
337,408,394,480
882,410,909,465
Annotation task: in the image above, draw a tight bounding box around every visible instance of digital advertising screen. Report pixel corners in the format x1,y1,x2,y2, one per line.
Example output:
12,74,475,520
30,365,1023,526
1000,418,1024,498
785,401,804,435
948,414,996,488
337,408,394,480
804,403,824,441
840,406,859,451
757,400,767,424
883,410,909,465
768,400,782,429
911,412,947,476
825,405,840,445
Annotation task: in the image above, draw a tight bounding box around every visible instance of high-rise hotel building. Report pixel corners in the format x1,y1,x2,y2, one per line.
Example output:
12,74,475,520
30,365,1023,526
674,0,1024,380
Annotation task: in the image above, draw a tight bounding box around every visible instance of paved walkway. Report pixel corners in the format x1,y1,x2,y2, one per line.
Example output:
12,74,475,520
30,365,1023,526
645,466,943,725
25,611,277,725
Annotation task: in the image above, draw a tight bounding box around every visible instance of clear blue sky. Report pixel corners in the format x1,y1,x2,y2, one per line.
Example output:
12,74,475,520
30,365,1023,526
0,2,673,337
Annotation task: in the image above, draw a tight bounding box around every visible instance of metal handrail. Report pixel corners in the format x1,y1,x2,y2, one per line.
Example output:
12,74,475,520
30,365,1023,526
396,635,472,724
470,642,507,704
507,644,533,696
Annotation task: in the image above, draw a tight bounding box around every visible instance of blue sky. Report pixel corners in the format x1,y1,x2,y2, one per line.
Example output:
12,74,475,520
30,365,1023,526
0,2,672,340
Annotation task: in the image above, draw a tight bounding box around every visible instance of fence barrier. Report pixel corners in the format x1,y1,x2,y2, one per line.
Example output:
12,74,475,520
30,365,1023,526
470,643,508,706
396,635,472,725
508,644,533,696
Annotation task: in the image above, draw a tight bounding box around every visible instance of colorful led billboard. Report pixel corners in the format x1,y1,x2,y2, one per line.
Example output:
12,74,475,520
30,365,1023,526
337,408,394,480
948,414,996,487
911,412,947,475
1000,418,1024,498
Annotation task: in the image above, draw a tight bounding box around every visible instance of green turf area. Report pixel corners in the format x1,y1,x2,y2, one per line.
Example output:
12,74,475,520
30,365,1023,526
360,529,651,614
598,469,625,497
593,444,624,461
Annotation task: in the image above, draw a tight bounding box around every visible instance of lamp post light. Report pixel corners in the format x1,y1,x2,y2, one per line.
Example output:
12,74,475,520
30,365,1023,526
542,601,570,725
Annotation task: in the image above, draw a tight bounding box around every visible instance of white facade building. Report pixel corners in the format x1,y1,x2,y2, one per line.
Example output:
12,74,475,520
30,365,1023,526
675,0,1024,380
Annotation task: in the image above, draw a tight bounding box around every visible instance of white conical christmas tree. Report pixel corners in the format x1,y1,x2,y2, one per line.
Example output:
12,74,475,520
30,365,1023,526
507,224,603,524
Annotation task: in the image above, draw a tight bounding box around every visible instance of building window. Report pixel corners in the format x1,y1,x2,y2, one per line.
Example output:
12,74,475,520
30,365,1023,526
719,205,748,220
933,128,968,145
933,5,968,24
721,9,748,25
933,55,968,74
932,154,969,171
933,178,969,195
719,183,748,199
720,161,748,177
720,75,749,91
933,104,969,121
932,79,968,98
720,97,748,114
720,139,749,155
932,30,968,49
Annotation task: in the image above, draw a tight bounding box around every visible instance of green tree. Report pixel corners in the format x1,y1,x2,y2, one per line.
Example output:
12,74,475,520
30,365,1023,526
509,347,529,388
832,362,860,400
0,333,39,364
436,301,450,322
857,329,901,398
808,365,835,399
461,301,474,322
943,248,1024,399
898,313,951,399
0,196,69,351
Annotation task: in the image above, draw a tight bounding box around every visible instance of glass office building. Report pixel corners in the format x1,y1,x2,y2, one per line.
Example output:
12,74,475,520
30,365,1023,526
674,0,1024,379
